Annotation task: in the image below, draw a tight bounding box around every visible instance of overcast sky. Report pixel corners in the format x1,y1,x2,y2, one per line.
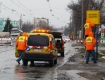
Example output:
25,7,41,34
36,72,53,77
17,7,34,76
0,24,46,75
0,0,76,28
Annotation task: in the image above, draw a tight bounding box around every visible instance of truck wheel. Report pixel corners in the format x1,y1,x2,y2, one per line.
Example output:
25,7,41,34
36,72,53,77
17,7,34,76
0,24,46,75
54,59,57,65
49,60,54,67
61,51,64,57
30,60,34,66
23,59,28,66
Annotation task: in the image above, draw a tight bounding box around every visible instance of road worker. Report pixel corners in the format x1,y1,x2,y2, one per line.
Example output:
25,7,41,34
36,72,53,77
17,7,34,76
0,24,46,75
16,32,27,64
84,19,95,38
16,32,23,40
84,32,97,64
15,32,23,57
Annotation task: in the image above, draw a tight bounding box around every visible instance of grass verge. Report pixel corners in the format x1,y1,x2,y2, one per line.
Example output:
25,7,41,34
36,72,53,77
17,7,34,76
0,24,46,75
78,48,85,53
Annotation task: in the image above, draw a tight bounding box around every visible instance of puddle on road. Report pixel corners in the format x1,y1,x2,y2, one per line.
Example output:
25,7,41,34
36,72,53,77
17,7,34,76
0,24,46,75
57,70,89,80
14,63,53,80
66,70,89,80
50,43,79,80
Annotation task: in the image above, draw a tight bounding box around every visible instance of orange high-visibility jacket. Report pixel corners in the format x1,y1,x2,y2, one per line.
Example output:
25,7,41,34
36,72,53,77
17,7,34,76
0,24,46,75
84,32,96,50
84,19,95,36
84,22,95,36
16,32,28,50
84,23,92,36
16,36,27,50
85,19,94,28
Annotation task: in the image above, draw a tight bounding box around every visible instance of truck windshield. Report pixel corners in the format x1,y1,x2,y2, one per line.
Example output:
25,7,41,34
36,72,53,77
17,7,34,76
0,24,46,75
27,35,49,46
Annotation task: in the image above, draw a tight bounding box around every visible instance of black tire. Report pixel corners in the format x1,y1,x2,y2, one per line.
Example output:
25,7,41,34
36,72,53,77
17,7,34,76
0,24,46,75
30,60,34,66
61,51,64,57
49,60,54,67
54,59,57,65
23,59,28,66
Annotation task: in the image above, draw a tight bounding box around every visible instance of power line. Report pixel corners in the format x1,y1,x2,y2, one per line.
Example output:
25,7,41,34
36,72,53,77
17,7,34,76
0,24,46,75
47,0,53,15
9,0,34,17
17,0,30,11
31,5,67,11
46,0,67,23
16,0,34,17
1,4,27,20
1,6,19,17
1,4,20,15
47,0,61,24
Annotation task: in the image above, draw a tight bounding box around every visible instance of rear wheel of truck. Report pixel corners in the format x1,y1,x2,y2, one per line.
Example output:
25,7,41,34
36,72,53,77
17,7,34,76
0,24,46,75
30,60,34,66
49,60,54,67
61,51,64,57
54,59,57,65
23,59,28,66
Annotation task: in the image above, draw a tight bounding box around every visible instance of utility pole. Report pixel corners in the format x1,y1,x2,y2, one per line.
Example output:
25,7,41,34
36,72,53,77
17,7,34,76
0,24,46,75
0,2,2,13
81,0,84,40
20,14,22,29
88,0,98,60
47,19,49,28
19,14,25,29
88,0,92,10
34,17,36,29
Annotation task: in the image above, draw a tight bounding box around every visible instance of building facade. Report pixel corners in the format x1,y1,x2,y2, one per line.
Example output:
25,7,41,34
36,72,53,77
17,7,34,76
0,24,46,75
0,18,6,32
34,18,49,29
10,21,20,28
0,18,20,32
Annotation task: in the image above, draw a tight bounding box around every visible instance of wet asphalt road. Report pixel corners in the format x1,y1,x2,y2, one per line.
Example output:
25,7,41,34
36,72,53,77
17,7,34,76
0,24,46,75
0,42,75,80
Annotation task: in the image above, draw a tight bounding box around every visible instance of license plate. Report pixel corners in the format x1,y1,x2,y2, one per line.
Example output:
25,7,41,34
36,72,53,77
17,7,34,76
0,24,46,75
34,49,42,52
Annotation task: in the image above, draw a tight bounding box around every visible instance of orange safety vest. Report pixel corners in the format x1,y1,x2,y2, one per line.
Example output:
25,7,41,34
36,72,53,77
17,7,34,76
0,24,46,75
84,37,96,50
16,36,27,50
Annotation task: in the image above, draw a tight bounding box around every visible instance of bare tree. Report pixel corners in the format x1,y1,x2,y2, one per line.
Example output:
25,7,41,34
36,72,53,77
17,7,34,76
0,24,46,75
67,0,105,38
22,22,34,32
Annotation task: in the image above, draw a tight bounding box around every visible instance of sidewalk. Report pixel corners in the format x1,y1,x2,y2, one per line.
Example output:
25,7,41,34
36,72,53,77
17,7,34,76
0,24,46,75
58,42,105,80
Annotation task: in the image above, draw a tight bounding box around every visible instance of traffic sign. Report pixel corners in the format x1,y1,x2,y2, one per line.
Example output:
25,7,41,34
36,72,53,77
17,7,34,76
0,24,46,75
86,10,100,24
71,31,74,35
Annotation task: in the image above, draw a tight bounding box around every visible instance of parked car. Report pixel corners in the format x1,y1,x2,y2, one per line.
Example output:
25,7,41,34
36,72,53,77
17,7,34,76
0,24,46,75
64,37,70,42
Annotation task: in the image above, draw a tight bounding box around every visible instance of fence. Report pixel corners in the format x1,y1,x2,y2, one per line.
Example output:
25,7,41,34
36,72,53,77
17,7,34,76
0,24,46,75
0,38,105,46
64,39,105,43
0,38,16,46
